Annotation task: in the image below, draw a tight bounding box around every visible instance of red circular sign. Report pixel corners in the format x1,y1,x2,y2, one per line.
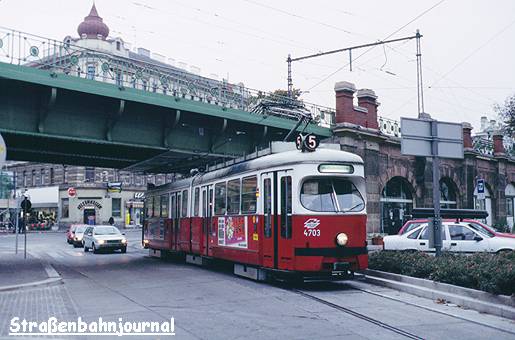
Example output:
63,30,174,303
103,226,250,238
68,187,77,197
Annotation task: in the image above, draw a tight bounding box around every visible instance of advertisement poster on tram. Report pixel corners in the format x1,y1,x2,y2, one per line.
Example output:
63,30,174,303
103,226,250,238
217,216,248,248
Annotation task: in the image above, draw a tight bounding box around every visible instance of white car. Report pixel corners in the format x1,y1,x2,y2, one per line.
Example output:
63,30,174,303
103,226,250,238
83,225,128,253
383,221,515,253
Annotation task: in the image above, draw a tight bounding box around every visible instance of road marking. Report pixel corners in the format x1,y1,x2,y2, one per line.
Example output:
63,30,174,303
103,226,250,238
42,262,60,278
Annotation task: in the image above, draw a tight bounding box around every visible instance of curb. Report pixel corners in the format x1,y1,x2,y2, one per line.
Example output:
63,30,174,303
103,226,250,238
0,259,62,293
0,277,62,292
364,269,515,320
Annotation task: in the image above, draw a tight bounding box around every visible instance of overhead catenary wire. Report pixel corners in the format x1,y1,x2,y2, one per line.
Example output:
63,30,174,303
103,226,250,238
305,0,446,92
430,16,515,87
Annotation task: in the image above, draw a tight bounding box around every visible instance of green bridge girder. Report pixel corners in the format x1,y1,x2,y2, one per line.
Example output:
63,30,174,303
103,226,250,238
0,62,332,173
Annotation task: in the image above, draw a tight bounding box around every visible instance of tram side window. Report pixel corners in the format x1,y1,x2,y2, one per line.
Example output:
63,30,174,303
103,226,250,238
242,176,257,214
227,179,241,215
171,194,177,219
264,178,272,238
160,195,169,218
214,182,227,215
181,190,188,217
193,188,200,217
145,196,154,218
152,195,160,218
280,176,292,239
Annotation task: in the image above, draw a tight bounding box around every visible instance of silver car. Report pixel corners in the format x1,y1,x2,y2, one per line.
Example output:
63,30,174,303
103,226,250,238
72,225,88,248
83,225,128,253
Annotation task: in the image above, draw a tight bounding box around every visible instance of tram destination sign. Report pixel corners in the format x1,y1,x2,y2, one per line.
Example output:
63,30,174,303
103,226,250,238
400,117,463,159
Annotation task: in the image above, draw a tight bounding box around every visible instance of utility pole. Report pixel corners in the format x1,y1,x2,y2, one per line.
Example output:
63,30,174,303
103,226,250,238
415,30,425,118
431,121,442,256
286,32,422,98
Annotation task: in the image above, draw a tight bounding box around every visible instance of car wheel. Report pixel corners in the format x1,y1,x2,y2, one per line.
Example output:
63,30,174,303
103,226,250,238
84,244,89,252
92,243,98,254
121,247,127,253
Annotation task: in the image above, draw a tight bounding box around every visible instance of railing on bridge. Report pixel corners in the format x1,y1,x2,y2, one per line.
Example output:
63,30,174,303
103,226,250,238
473,135,515,158
2,26,512,159
0,27,336,126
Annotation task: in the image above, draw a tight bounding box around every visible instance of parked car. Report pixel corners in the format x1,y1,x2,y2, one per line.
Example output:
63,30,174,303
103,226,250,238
66,225,78,244
83,225,127,253
71,225,87,248
384,221,515,253
398,219,515,239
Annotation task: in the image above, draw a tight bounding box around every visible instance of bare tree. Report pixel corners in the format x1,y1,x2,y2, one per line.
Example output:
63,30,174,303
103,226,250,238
495,94,515,137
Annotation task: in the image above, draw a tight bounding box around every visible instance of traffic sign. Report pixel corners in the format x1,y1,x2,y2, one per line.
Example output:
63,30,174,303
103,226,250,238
68,187,77,197
476,179,485,200
400,118,463,159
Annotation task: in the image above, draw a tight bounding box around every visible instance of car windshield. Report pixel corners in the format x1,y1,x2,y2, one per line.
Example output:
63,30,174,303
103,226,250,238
467,223,495,237
94,226,120,235
75,226,86,233
301,177,364,212
401,222,425,235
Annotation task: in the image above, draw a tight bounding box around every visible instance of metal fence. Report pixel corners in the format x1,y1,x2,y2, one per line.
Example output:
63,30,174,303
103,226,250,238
0,27,337,125
1,26,512,156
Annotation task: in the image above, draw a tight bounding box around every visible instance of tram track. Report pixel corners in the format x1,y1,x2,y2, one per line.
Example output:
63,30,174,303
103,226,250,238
287,280,515,338
350,283,515,337
290,288,425,339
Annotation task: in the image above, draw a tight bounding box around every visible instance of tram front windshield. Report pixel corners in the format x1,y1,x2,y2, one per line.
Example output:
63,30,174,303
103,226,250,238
301,177,364,212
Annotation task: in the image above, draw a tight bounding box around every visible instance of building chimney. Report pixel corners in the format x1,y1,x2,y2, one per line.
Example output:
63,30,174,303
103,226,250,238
356,89,379,129
335,81,356,125
462,122,473,150
493,132,505,156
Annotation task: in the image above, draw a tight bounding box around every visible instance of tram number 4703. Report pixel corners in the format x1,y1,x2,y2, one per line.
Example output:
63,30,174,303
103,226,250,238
304,229,321,237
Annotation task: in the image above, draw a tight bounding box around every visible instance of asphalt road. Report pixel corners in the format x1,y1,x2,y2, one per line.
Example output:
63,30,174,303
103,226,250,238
0,231,514,340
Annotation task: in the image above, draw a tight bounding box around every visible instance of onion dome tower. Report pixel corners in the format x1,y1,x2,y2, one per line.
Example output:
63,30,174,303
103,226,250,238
77,4,110,40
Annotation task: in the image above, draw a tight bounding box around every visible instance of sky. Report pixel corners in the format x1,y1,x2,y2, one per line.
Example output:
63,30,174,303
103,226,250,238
1,0,514,131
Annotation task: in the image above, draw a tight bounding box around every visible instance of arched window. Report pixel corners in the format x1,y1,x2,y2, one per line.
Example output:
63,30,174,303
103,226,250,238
440,178,457,209
381,177,415,235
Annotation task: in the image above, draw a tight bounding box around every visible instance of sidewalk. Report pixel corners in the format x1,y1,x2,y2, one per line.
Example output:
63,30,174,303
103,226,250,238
0,251,61,291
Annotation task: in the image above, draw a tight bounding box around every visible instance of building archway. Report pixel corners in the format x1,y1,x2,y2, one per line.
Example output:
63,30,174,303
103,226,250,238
440,177,458,209
380,177,415,235
505,183,515,230
474,182,493,226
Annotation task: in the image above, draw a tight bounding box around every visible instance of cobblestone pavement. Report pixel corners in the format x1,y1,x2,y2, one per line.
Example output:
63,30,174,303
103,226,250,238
0,285,77,338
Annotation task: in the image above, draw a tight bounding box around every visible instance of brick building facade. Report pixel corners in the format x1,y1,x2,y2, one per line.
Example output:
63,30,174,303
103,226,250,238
332,81,515,234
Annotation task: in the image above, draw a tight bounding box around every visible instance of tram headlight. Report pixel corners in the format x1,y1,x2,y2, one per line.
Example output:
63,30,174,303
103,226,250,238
336,233,348,246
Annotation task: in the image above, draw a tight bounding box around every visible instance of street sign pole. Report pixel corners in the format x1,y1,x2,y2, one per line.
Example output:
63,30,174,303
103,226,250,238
431,121,442,257
23,197,27,259
401,117,463,257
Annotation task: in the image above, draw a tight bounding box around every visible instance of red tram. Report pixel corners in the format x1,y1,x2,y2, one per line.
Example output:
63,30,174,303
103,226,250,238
143,143,368,280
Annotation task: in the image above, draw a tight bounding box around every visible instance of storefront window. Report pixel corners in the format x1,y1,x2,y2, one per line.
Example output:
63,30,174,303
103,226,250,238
112,198,121,217
61,198,69,218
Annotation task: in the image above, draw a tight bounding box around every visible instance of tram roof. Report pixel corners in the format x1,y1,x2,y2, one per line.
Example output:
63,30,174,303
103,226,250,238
149,147,363,193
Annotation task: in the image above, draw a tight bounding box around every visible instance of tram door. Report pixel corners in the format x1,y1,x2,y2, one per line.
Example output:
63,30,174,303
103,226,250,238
261,172,275,268
261,170,293,269
171,192,179,251
201,185,213,256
